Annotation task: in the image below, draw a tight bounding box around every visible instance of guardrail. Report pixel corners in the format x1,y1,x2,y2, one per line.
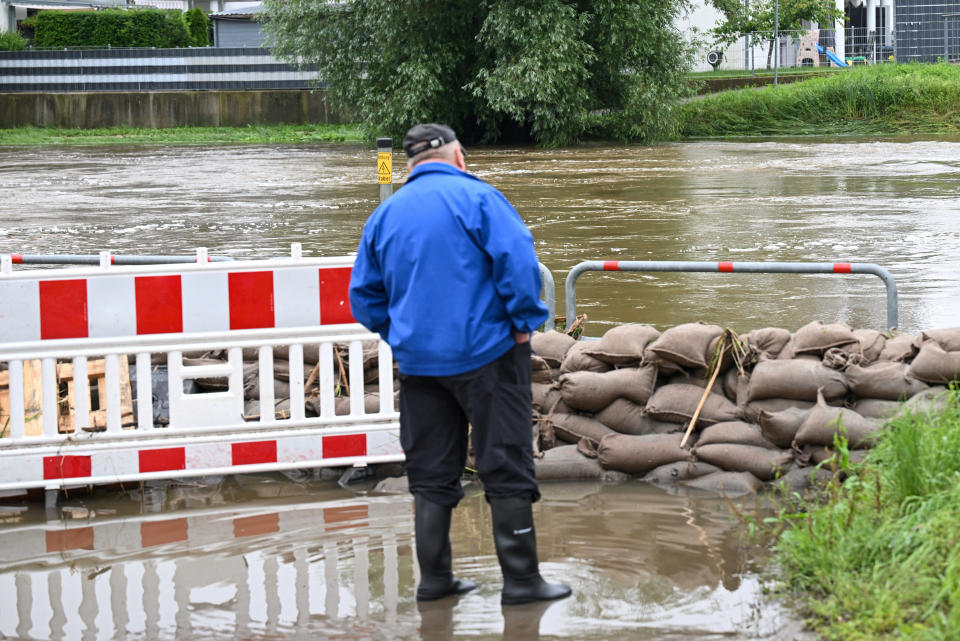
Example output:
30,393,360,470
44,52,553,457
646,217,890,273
565,260,899,331
2,250,233,268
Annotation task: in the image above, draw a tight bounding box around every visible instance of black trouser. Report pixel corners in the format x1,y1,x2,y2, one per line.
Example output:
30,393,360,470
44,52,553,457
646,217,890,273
398,342,540,508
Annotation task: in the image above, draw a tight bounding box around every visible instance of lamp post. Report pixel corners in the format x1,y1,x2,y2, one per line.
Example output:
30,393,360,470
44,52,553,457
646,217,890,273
774,0,779,87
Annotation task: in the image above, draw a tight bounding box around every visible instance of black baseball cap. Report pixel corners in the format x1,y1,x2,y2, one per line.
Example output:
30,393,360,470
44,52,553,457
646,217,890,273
402,123,460,158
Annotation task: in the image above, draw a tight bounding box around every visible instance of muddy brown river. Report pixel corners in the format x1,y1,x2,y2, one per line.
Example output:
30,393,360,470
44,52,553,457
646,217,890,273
2,137,959,639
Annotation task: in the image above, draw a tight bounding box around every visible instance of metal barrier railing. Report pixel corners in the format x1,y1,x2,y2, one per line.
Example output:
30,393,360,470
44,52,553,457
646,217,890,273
539,262,556,331
2,249,233,269
565,260,899,331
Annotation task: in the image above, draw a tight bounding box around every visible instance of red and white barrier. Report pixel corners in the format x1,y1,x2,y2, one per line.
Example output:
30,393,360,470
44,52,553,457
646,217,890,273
0,248,403,491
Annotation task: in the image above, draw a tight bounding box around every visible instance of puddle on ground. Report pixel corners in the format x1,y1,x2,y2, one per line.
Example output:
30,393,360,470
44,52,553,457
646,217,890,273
0,475,814,640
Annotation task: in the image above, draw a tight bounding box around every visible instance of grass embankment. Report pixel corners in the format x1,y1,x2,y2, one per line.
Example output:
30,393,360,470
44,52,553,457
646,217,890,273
679,63,960,138
770,389,960,640
0,123,364,146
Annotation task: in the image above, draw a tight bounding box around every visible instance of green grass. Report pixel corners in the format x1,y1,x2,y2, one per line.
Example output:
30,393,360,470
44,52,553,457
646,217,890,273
0,123,365,146
679,63,960,138
768,388,960,640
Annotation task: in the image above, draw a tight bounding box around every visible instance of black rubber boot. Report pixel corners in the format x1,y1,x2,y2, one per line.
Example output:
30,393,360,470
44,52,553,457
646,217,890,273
414,494,478,601
490,496,572,606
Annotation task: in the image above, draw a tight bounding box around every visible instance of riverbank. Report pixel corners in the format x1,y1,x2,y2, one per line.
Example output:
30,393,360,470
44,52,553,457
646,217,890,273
0,123,364,146
769,389,960,640
678,63,960,138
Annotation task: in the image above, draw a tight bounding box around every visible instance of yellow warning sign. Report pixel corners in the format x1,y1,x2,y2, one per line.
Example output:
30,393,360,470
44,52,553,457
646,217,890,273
377,151,392,184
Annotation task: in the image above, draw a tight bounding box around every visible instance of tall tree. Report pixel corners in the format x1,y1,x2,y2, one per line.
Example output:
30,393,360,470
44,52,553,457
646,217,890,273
261,0,694,146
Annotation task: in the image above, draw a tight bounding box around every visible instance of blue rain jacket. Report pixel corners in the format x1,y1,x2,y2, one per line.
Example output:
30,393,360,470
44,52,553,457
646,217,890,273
349,161,549,376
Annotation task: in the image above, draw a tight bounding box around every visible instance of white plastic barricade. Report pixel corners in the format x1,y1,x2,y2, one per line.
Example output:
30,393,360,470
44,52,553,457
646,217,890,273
0,250,402,491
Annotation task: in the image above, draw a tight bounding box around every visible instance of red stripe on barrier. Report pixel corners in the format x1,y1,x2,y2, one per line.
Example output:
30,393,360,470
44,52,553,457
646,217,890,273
233,513,280,538
718,262,734,272
11,254,23,264
319,267,355,325
46,527,94,552
43,455,91,480
324,505,369,532
833,262,852,273
602,261,620,271
323,433,367,458
232,440,278,466
228,271,275,329
141,518,189,547
39,279,88,340
139,447,186,473
135,274,183,335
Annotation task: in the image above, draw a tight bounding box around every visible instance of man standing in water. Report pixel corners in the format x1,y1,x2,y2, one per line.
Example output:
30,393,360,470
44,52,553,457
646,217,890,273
349,123,571,605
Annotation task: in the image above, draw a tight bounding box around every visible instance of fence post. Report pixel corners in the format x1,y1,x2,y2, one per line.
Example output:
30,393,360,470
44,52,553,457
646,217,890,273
377,138,393,202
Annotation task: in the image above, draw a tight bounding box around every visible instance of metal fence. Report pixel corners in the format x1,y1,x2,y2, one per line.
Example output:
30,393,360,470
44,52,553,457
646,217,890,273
0,47,320,92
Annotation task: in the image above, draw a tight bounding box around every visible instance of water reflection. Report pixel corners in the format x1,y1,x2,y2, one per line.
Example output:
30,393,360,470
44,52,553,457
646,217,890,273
3,137,960,333
0,478,808,641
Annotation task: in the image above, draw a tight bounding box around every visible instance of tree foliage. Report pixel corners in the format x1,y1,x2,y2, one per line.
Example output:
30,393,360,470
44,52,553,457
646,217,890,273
708,0,843,45
183,8,210,47
261,0,695,146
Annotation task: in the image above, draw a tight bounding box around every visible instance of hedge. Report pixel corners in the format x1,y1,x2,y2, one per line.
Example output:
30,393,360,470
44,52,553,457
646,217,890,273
33,9,193,48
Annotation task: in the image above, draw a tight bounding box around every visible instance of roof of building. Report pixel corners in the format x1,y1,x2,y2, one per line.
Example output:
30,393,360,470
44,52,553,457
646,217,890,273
209,3,264,19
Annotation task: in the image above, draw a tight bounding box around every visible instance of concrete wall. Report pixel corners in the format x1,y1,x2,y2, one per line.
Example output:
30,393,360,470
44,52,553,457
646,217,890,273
0,89,346,128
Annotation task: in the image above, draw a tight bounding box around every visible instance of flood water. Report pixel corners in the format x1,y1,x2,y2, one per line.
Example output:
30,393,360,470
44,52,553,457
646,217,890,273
3,137,960,333
0,476,807,641
3,137,960,639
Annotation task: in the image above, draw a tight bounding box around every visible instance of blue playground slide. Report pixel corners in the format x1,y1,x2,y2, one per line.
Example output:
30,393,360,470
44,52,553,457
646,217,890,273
817,43,850,67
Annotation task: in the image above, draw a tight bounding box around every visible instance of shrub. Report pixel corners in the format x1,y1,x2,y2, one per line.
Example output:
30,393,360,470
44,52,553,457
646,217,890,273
183,8,209,47
33,8,191,48
0,30,28,51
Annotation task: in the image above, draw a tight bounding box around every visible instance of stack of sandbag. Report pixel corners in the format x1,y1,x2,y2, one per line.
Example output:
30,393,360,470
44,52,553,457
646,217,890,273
530,321,955,493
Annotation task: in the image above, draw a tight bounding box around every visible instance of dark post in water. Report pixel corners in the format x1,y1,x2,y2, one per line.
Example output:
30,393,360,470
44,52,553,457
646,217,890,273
377,138,393,202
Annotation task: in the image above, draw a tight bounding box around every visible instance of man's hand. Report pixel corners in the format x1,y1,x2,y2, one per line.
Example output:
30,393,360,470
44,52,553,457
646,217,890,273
513,331,531,344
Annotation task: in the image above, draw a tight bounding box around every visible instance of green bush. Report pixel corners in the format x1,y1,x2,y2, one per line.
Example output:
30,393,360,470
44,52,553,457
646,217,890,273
33,8,191,48
0,30,28,51
183,8,209,47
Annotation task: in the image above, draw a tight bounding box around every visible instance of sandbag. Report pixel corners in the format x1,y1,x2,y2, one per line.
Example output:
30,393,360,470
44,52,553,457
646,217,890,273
792,321,857,355
852,329,886,364
531,330,577,367
549,413,618,445
692,443,793,481
646,384,740,427
918,327,960,352
642,461,723,484
531,354,556,384
794,392,883,449
846,362,928,401
646,322,724,370
597,433,693,475
906,342,960,384
583,324,661,365
558,365,657,412
774,466,834,494
244,397,293,420
696,421,779,450
758,406,811,448
681,471,764,496
535,444,609,481
531,383,563,414
244,377,291,401
305,393,382,417
742,398,815,424
746,327,792,359
594,399,681,436
746,358,848,403
877,332,918,362
903,386,952,415
851,398,903,420
559,340,612,374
